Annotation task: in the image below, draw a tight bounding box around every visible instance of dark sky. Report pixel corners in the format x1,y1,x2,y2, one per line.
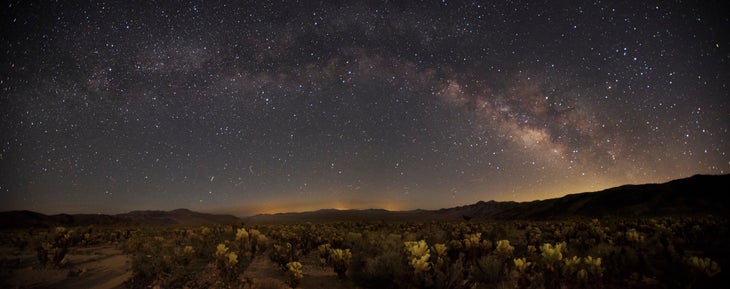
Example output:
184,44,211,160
1,0,728,215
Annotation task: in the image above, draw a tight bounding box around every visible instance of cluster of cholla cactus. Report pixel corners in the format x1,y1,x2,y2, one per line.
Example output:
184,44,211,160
562,255,604,287
214,243,240,284
686,256,721,277
38,215,722,289
471,239,515,286
317,243,331,268
405,240,431,275
625,228,645,244
36,226,74,267
313,243,351,279
270,242,302,271
328,248,352,279
540,241,567,271
463,233,492,253
212,227,271,287
234,228,267,270
403,240,433,287
403,239,465,288
494,239,514,259
121,225,272,288
285,261,303,288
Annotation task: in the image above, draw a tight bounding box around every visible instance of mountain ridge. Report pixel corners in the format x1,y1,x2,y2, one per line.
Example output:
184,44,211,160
246,174,729,222
0,208,242,229
2,174,727,228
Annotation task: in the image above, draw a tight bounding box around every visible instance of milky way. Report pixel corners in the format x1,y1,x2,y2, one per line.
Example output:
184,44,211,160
1,1,728,215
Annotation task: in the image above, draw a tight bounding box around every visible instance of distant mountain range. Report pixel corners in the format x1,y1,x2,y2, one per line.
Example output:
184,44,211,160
0,208,241,229
246,174,730,223
433,173,729,220
1,174,728,228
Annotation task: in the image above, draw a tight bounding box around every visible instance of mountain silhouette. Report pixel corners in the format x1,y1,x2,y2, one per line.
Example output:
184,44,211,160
2,174,727,228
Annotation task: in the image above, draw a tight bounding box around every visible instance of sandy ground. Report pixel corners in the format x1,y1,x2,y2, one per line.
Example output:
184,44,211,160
243,251,357,289
0,245,355,289
0,245,131,289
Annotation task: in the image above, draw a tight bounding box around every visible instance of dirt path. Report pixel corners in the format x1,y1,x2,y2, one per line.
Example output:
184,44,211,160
1,245,356,289
0,245,131,289
243,251,358,289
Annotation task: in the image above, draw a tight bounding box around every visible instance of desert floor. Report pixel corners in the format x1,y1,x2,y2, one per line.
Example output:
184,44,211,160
1,244,355,289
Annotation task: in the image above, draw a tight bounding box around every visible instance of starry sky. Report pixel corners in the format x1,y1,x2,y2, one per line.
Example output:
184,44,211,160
1,1,728,216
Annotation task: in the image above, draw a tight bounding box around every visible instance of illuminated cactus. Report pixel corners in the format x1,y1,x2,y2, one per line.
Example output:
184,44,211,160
215,243,240,284
687,256,721,277
329,248,352,279
317,243,332,268
540,241,566,271
494,239,515,259
286,261,303,288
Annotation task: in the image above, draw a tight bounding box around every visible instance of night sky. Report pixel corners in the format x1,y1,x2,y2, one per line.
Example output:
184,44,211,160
1,1,728,216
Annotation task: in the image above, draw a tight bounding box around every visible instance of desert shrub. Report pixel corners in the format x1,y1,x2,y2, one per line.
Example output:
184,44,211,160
270,242,301,271
102,216,729,289
329,248,352,279
285,261,303,288
35,226,75,267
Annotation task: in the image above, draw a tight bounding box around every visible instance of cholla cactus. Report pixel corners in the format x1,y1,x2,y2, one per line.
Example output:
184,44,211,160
286,261,303,288
626,228,644,244
527,226,542,244
584,256,602,274
410,254,432,274
433,243,447,256
329,248,352,279
226,252,239,267
250,229,268,248
37,227,74,267
540,242,566,261
513,258,532,272
235,228,249,241
174,245,195,266
463,233,482,250
509,257,533,288
215,243,241,284
563,255,582,277
55,226,68,235
687,256,721,277
216,243,230,258
432,243,447,267
405,240,432,274
562,255,603,284
405,240,430,258
495,240,515,258
240,228,268,257
564,256,581,267
317,243,331,268
183,245,194,255
540,242,566,271
577,269,589,281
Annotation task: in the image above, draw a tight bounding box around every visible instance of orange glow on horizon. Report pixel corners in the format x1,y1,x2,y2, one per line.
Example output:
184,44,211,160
228,177,627,216
236,198,410,215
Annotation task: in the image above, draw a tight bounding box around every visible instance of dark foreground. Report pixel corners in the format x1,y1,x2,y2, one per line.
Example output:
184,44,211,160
1,216,727,289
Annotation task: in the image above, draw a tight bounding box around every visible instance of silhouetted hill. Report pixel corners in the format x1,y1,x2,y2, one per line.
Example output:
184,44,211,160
3,174,727,228
486,174,730,219
117,208,241,225
432,200,521,219
0,211,126,229
0,210,60,229
0,209,241,229
247,174,729,222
